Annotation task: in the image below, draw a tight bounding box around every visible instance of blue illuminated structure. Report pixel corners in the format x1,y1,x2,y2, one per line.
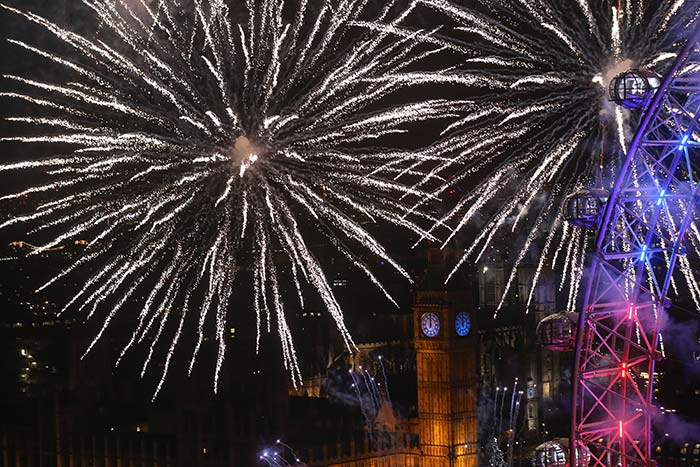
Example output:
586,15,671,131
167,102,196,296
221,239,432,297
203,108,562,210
455,311,471,336
572,26,700,467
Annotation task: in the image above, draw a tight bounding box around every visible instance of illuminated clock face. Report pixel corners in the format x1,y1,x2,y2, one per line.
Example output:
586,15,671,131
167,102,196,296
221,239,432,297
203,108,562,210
421,312,440,337
455,311,471,337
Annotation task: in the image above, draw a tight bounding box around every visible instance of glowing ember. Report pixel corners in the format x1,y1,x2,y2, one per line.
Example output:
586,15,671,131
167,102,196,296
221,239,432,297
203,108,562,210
231,135,262,177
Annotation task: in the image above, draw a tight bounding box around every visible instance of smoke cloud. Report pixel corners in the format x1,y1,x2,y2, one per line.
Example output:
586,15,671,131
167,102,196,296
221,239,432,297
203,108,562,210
653,411,700,445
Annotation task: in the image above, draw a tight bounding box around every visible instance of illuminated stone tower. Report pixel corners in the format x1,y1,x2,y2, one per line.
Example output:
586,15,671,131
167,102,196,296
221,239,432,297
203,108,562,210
414,249,478,467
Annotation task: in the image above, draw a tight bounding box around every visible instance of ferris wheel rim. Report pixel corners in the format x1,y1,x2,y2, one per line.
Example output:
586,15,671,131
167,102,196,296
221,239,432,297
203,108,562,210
595,32,700,253
571,24,700,467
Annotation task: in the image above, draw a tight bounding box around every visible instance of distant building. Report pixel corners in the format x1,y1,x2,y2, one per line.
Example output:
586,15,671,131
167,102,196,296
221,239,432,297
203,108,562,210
476,249,570,441
279,249,479,467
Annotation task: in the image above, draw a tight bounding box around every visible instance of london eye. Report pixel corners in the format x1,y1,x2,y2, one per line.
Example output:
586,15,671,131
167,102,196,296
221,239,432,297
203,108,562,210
566,23,700,467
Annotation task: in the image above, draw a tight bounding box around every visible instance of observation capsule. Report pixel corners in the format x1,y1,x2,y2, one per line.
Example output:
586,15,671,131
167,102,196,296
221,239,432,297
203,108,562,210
533,439,590,467
609,70,661,110
564,188,608,229
533,440,569,467
536,312,578,352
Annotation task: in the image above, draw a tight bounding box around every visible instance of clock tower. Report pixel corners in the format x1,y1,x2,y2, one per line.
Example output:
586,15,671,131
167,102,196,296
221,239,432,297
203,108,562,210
414,249,478,467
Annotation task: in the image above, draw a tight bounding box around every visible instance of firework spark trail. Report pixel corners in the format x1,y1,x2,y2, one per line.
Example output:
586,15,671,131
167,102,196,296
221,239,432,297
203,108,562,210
0,0,462,392
368,372,383,407
561,227,581,294
567,238,586,312
349,370,370,423
657,216,680,297
525,213,561,311
493,387,500,423
381,0,700,314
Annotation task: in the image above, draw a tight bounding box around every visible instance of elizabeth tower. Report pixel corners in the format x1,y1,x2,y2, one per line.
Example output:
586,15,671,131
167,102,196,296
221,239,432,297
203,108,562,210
414,249,478,467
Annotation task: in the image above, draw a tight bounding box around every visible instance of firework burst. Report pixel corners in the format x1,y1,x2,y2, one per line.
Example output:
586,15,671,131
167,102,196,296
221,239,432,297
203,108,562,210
0,0,458,395
371,0,700,315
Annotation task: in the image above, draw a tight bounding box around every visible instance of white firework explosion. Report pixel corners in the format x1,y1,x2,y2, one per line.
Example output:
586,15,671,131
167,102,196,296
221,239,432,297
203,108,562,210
367,0,700,315
0,0,458,395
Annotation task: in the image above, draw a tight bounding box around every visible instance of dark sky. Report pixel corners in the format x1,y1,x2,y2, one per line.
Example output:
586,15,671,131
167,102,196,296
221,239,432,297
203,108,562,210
0,0,445,387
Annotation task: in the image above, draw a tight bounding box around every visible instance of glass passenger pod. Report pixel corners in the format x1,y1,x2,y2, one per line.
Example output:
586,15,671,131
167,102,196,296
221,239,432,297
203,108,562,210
536,312,578,352
533,440,568,467
564,188,608,229
533,439,590,467
609,70,661,110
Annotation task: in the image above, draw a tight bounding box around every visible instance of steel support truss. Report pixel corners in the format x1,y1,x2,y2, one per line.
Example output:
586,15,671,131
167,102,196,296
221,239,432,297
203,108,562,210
572,26,700,467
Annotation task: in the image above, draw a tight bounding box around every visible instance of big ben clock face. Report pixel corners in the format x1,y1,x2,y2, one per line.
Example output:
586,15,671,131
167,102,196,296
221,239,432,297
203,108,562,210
455,311,471,337
421,312,440,337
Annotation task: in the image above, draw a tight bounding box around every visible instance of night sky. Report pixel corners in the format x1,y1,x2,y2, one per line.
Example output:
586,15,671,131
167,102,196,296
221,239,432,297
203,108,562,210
1,1,700,466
